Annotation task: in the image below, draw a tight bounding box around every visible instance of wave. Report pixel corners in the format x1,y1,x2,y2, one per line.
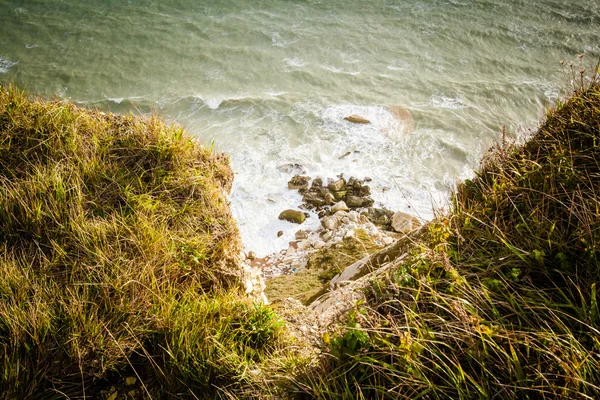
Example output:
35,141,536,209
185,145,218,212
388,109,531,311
0,57,17,74
190,92,290,110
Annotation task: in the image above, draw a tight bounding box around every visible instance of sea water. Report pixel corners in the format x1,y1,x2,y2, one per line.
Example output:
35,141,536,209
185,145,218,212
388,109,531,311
1,0,599,255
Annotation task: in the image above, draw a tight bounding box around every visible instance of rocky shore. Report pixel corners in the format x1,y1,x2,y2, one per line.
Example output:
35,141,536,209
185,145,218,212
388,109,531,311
241,171,422,303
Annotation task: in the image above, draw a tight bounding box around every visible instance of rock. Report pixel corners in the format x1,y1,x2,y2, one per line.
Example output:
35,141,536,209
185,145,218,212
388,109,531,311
247,251,257,260
303,192,327,207
389,105,414,134
323,192,335,204
332,190,348,201
391,211,421,233
344,114,370,124
332,201,350,213
295,230,308,240
322,216,340,230
328,178,346,192
314,240,326,249
277,163,306,175
125,376,137,386
277,230,284,237
322,231,333,241
279,209,306,224
347,211,359,223
364,207,394,227
358,184,371,196
347,176,361,189
288,175,310,190
346,195,374,208
383,236,394,246
311,177,323,188
344,230,355,239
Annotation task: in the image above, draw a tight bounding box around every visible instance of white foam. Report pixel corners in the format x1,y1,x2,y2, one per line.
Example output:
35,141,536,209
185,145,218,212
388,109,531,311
0,57,17,74
284,57,305,68
430,95,467,109
321,64,360,75
108,97,124,104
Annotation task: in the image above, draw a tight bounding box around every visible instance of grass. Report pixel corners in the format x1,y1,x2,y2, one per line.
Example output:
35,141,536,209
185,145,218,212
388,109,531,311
4,67,600,399
265,229,382,304
290,73,600,398
0,85,297,399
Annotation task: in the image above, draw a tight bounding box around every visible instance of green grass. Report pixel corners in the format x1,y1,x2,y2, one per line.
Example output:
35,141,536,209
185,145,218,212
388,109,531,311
291,77,600,398
0,85,297,399
265,229,382,304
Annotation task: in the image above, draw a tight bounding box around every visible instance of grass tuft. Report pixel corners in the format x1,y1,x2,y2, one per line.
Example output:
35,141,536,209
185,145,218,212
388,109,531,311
0,84,296,398
292,75,600,398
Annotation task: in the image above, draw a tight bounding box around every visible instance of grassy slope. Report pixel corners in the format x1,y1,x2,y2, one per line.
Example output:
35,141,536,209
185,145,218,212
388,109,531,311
0,85,291,399
292,80,600,398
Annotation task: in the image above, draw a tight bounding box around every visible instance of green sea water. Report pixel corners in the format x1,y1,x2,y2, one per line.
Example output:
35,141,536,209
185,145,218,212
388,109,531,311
1,0,599,255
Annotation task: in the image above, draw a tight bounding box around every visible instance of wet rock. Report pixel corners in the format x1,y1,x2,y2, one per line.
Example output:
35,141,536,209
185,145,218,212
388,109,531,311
389,105,414,134
311,177,323,188
346,195,374,208
332,201,350,213
364,207,395,227
391,211,421,233
279,209,306,224
323,192,335,204
288,175,310,190
277,163,306,175
295,230,309,240
358,184,371,196
344,114,370,124
247,251,257,260
303,192,327,207
328,178,346,192
347,176,362,189
332,190,347,200
277,230,284,237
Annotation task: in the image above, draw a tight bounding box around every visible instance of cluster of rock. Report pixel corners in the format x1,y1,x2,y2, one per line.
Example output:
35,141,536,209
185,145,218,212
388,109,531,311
254,208,400,279
241,172,423,303
279,173,420,234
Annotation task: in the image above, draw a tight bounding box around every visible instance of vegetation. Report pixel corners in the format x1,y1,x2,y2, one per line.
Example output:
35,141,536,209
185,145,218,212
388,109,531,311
0,85,292,399
265,229,382,304
3,68,600,399
292,76,600,398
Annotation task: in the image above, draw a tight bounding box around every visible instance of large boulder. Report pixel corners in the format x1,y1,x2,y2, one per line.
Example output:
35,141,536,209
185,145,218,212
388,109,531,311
279,209,306,224
391,211,421,233
344,114,370,124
